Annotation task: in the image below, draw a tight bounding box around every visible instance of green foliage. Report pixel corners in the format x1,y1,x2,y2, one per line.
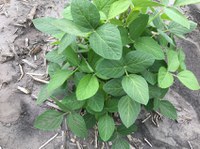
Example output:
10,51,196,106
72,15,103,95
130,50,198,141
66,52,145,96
108,0,131,19
34,110,63,131
122,75,149,105
33,0,200,147
129,14,149,40
174,0,200,6
98,114,115,141
71,0,100,29
76,74,99,100
118,96,141,128
164,7,190,28
67,113,88,138
177,70,200,90
112,138,130,149
89,23,122,60
154,99,177,120
158,67,174,88
134,37,165,60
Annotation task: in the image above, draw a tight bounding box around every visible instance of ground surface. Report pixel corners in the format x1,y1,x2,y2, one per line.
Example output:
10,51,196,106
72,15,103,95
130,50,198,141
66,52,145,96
0,0,200,149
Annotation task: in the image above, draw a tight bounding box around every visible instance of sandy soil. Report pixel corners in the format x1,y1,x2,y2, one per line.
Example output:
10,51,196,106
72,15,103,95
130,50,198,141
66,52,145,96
0,0,200,149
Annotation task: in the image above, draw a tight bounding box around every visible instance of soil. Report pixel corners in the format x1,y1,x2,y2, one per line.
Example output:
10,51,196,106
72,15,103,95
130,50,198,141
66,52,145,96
0,0,200,149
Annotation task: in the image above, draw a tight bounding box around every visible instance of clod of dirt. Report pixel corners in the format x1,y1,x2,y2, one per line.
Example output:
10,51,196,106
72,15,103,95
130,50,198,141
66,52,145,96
0,63,15,85
0,88,21,123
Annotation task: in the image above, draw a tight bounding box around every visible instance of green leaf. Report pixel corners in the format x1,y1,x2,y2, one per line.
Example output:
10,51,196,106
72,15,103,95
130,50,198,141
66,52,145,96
141,70,157,85
89,23,122,60
62,6,73,20
98,114,115,141
149,60,168,73
33,17,64,37
112,138,130,149
174,0,200,6
125,50,155,73
122,74,149,105
177,70,200,90
117,124,137,136
134,37,165,60
79,58,94,73
74,72,85,87
153,98,161,111
153,11,165,29
158,67,174,88
118,26,132,46
164,7,190,29
71,0,100,29
105,98,119,113
46,49,66,64
61,94,85,110
34,110,63,131
76,74,99,100
118,96,141,128
48,63,61,77
129,14,149,40
103,78,125,97
33,18,90,37
149,84,169,99
83,113,96,129
58,34,76,54
67,113,88,138
36,85,49,105
168,21,197,36
178,49,187,70
132,0,164,7
47,70,74,93
87,91,104,112
126,10,140,26
157,29,175,46
108,0,131,19
161,0,169,5
93,0,118,16
96,59,124,79
167,49,180,72
159,100,177,120
65,47,80,66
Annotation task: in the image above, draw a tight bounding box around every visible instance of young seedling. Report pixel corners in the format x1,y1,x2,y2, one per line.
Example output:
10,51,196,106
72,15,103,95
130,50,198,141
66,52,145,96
33,0,200,148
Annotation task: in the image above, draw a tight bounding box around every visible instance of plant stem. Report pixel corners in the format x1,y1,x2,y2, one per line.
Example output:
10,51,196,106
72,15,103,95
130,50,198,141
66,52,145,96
61,116,68,149
125,68,129,76
148,9,164,26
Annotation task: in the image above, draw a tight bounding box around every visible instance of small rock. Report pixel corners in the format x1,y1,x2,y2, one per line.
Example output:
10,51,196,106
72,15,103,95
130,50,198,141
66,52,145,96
5,123,11,127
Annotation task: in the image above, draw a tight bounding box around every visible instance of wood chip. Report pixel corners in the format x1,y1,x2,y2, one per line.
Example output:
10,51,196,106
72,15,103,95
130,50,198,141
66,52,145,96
27,4,37,23
45,101,61,111
127,135,132,141
39,133,59,149
142,114,151,123
26,72,45,76
18,64,24,81
95,129,98,148
101,143,105,149
25,38,29,47
17,86,31,94
188,141,193,149
76,141,82,149
130,145,136,149
27,74,49,84
70,138,76,143
22,59,37,69
144,138,152,147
